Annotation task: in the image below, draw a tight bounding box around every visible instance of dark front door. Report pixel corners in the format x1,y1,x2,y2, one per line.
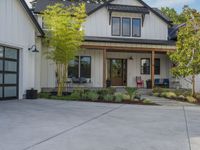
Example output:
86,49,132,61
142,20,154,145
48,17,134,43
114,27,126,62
0,46,19,100
107,59,127,86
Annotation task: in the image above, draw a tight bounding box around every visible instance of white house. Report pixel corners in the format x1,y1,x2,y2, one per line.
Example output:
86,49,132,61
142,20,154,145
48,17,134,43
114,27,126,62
0,0,44,99
0,0,200,100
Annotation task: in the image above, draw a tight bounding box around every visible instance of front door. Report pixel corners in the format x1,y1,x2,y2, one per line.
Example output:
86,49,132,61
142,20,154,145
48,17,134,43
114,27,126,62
107,59,127,86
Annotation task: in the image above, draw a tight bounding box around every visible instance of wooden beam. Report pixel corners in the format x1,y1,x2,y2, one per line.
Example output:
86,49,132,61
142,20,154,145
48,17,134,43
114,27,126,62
151,51,155,89
103,49,107,88
81,45,175,52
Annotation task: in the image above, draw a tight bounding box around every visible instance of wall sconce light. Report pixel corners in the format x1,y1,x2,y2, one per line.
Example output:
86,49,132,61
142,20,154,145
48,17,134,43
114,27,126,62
28,45,39,53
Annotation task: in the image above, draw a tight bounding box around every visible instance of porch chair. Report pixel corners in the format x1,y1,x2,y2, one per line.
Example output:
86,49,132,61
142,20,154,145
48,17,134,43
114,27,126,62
136,76,144,88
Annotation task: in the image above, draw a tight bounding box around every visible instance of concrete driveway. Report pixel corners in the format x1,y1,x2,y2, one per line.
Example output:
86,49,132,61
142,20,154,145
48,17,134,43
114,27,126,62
0,99,200,150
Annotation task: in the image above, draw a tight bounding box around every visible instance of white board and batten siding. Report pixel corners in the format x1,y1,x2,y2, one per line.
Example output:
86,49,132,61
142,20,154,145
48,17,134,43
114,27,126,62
40,49,104,88
84,0,168,40
0,0,42,99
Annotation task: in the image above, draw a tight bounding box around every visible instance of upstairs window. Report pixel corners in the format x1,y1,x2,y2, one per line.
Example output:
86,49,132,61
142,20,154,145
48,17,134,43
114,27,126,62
112,17,121,36
122,18,131,36
68,56,91,78
155,58,160,75
132,18,141,37
141,58,150,75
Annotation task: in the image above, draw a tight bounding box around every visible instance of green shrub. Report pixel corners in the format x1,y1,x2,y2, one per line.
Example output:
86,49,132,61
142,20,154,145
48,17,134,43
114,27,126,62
87,91,99,101
125,87,137,100
114,93,123,103
81,92,88,100
160,92,167,97
165,92,177,99
122,94,130,100
97,88,116,100
186,96,197,103
195,94,200,101
39,92,50,99
71,91,81,100
153,92,160,97
178,95,186,101
103,94,114,102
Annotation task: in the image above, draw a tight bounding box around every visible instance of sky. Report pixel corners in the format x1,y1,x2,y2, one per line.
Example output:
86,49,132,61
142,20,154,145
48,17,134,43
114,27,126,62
25,0,200,12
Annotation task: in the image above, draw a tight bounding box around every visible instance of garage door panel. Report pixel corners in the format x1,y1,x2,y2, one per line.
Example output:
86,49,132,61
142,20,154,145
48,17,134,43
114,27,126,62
0,46,19,100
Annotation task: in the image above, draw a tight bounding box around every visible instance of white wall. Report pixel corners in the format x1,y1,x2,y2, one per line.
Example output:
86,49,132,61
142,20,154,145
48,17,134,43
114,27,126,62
40,49,104,88
179,76,200,92
41,48,171,88
0,0,41,99
84,0,168,40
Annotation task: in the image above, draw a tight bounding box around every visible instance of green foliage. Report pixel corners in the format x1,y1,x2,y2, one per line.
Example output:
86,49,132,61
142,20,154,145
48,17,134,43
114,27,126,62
143,99,153,104
39,92,51,99
169,8,200,96
125,87,137,100
153,93,160,97
161,7,187,24
43,3,86,96
114,93,123,103
165,92,177,99
186,96,197,103
97,88,116,99
71,91,81,100
86,91,99,101
103,94,114,102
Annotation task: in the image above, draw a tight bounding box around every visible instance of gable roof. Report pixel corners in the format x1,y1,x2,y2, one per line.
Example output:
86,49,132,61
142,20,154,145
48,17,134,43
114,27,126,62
33,0,172,25
19,0,45,36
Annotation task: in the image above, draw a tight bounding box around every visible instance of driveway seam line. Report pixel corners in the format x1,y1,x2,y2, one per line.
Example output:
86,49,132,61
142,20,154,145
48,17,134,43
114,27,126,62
22,104,124,150
183,106,192,150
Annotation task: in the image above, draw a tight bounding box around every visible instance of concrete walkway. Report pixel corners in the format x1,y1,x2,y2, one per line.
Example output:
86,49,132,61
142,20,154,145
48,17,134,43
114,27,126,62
0,99,200,150
143,95,196,106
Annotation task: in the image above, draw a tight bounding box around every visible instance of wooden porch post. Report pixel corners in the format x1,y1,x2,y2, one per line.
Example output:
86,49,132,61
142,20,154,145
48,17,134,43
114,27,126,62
151,51,155,88
103,49,107,87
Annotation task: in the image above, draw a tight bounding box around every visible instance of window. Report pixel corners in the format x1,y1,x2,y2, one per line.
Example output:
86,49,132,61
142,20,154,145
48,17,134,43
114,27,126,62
155,58,160,75
68,56,91,78
112,17,121,36
122,18,131,36
80,56,91,78
141,58,150,75
132,18,141,37
68,56,79,78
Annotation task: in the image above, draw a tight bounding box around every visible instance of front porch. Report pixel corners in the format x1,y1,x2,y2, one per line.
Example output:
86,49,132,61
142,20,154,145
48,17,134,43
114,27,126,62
40,40,176,91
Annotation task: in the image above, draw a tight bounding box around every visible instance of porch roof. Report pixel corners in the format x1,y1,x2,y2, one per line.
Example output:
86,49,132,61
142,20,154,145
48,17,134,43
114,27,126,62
84,36,176,46
83,36,176,52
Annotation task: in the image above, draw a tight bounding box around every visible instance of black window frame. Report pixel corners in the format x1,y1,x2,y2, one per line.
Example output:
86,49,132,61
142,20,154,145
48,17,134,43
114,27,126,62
111,17,121,36
132,18,141,37
0,46,19,100
155,58,160,75
80,56,92,78
122,17,131,37
140,58,150,75
68,56,92,79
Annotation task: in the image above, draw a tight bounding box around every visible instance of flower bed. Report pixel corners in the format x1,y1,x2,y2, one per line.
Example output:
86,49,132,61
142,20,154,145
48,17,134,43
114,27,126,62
152,87,200,104
39,88,158,106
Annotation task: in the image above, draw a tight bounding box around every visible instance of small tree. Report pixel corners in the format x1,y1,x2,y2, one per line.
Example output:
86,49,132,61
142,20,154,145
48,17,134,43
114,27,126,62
43,3,86,96
169,8,200,97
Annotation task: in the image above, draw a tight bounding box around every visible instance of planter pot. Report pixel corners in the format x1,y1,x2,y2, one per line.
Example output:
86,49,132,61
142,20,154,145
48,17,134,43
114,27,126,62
26,89,38,99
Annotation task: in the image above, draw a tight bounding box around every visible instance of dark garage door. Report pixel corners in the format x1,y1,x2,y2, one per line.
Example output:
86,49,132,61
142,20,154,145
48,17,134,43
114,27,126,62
0,46,19,100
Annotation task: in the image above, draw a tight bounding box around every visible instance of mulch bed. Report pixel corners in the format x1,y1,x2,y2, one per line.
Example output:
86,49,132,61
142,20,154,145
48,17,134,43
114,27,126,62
60,99,159,106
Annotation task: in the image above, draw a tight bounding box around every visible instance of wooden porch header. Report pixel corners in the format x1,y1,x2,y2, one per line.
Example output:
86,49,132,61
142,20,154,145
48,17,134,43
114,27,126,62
82,41,176,52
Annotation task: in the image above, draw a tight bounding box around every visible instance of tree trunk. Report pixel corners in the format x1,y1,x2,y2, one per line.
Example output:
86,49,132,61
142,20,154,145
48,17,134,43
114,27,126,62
192,75,196,97
56,63,68,97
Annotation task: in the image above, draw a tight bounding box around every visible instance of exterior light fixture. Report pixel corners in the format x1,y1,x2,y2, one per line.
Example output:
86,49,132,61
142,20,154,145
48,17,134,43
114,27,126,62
28,45,39,53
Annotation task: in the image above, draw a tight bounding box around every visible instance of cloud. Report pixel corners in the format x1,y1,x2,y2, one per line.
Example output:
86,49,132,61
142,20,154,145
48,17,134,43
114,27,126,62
145,0,195,8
